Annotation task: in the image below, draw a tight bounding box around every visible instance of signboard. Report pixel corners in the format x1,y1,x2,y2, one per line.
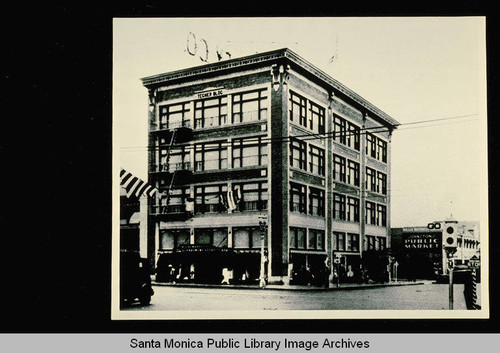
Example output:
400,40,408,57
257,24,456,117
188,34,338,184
196,89,225,100
403,233,441,252
468,255,480,268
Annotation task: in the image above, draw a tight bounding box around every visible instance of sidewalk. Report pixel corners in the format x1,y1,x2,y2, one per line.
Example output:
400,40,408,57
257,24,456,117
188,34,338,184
152,279,429,291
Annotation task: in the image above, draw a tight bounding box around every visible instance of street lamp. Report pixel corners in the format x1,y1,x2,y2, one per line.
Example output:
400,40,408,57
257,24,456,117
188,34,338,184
258,216,267,288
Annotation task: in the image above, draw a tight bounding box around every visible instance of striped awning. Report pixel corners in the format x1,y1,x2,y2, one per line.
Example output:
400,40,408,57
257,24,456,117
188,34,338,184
120,168,158,198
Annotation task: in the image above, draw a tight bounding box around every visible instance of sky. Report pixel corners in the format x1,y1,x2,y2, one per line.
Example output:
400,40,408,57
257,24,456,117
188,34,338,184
113,17,487,228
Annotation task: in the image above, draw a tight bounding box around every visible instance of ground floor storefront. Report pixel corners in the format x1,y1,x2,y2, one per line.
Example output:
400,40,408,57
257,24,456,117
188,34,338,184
156,245,265,285
155,245,391,287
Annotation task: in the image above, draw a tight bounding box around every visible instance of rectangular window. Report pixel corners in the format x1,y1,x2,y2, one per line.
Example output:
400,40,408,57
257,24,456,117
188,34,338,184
347,160,360,186
309,101,325,134
366,201,376,225
290,92,308,127
367,235,376,250
346,197,360,222
333,115,360,151
378,236,387,250
308,229,325,250
232,136,268,168
233,227,261,249
194,142,228,171
316,230,325,250
366,133,387,163
377,171,387,195
333,193,346,220
347,233,359,252
194,96,228,128
347,123,360,150
377,204,387,226
333,232,345,251
333,115,347,145
160,229,190,250
377,138,388,163
290,182,307,214
366,167,376,192
290,138,307,170
194,184,227,214
365,133,375,158
159,146,190,172
309,145,325,176
159,186,190,214
232,181,268,211
194,228,228,247
159,102,191,130
333,154,346,182
309,187,325,217
290,227,307,249
232,89,268,123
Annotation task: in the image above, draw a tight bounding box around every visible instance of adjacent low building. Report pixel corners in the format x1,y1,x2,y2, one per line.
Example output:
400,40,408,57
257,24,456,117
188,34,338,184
391,217,480,280
141,48,399,285
120,181,149,259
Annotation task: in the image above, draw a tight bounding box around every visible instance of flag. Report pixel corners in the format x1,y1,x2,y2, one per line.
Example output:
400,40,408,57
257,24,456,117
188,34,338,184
185,197,195,212
120,168,158,198
227,188,241,212
219,194,228,209
235,187,241,203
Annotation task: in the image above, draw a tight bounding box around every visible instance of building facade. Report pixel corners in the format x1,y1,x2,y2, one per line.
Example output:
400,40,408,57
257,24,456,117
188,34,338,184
391,218,480,280
120,187,148,258
141,48,399,285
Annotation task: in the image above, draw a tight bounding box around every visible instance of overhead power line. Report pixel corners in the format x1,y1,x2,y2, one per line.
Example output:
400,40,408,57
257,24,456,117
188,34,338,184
119,113,479,152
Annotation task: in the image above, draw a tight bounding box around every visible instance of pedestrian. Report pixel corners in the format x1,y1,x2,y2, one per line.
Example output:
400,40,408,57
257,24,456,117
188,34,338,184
221,268,230,284
189,263,195,281
305,266,313,286
324,263,330,288
361,268,369,284
167,264,174,283
346,265,354,283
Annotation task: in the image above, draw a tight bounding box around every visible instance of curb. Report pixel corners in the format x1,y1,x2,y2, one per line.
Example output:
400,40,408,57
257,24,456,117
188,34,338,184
151,281,427,291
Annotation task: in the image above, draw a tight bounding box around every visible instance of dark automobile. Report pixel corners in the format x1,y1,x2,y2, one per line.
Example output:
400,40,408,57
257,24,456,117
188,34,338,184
120,251,154,306
435,265,471,284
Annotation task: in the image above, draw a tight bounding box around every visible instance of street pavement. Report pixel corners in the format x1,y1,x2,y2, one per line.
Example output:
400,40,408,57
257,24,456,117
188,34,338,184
122,281,478,311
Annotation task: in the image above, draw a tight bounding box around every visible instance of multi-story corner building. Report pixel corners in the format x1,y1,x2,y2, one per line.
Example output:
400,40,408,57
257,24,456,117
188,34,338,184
141,48,399,285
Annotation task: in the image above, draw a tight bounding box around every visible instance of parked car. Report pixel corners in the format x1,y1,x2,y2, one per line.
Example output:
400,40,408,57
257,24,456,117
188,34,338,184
435,265,471,284
120,251,154,306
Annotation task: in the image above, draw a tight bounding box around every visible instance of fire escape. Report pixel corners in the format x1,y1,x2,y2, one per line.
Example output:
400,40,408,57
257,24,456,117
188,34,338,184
150,122,193,222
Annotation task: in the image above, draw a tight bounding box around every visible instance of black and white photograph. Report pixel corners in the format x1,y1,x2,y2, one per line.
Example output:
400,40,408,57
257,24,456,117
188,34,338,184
113,17,488,320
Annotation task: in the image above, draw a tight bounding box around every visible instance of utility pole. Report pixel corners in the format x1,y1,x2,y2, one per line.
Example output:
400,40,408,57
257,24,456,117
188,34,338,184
447,252,455,310
442,221,458,310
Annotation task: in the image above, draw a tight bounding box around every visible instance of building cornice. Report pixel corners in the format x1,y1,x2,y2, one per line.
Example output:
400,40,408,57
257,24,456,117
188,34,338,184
141,48,400,128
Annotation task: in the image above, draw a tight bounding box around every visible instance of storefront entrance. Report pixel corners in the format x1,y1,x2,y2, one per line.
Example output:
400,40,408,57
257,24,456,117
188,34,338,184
155,245,262,285
289,252,327,286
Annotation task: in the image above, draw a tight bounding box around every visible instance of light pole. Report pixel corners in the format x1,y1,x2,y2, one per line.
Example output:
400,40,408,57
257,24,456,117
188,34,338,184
258,216,267,288
333,254,341,288
442,223,458,310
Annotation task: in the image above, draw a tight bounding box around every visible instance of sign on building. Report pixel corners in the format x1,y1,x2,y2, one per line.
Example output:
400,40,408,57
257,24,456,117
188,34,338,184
403,233,441,251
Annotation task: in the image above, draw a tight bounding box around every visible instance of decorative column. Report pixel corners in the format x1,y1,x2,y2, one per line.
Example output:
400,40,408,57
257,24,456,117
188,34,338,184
269,63,290,282
386,129,393,249
147,88,158,270
326,91,335,285
360,111,368,256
